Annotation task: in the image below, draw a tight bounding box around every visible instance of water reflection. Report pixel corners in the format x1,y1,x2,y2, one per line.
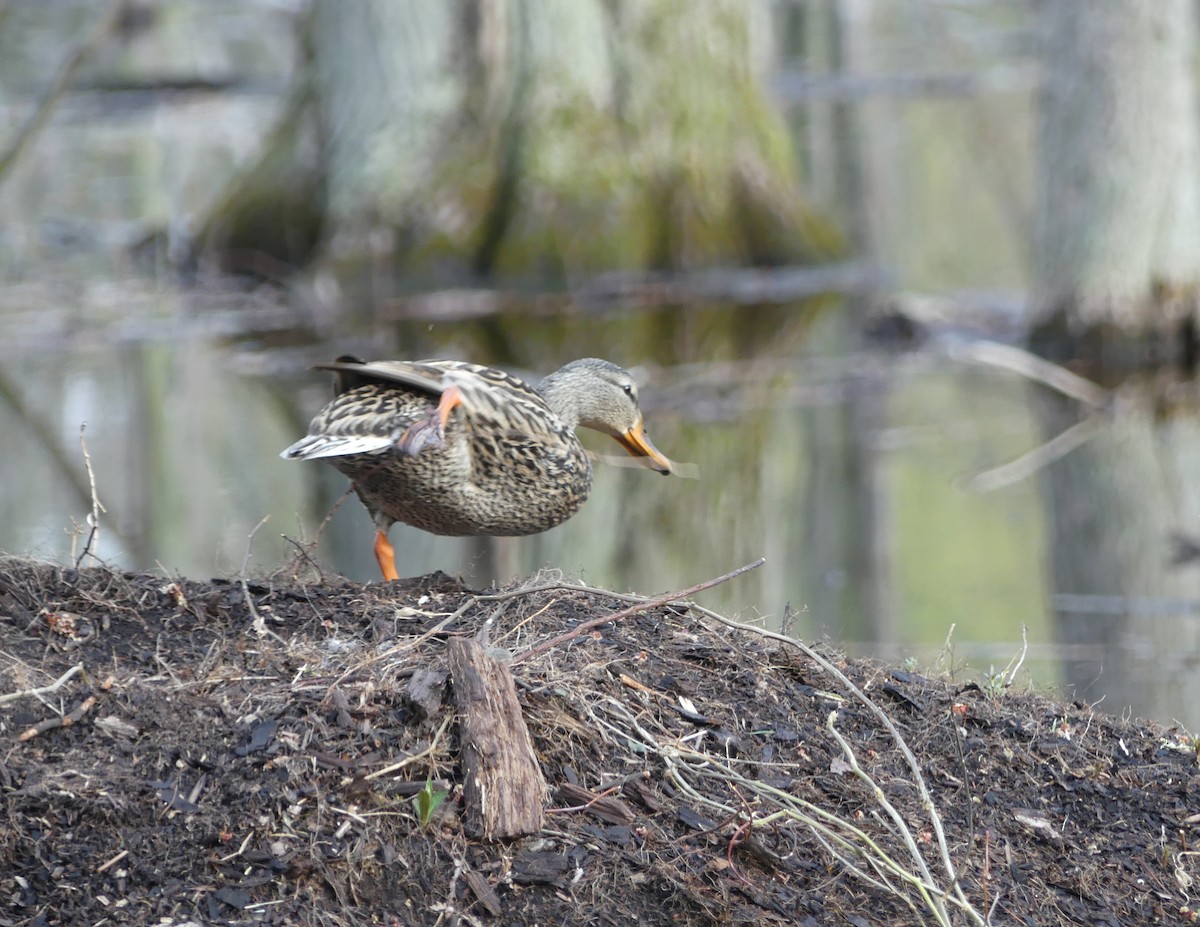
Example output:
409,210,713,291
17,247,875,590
7,297,1200,727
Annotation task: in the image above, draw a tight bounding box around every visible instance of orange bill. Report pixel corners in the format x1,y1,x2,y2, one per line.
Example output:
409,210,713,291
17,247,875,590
613,418,673,474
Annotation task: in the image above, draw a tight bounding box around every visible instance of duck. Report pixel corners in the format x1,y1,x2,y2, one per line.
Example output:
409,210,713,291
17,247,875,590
281,355,673,580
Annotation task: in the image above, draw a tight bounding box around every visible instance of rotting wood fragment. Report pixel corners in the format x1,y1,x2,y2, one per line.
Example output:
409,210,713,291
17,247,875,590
557,781,636,824
623,777,664,812
677,806,716,832
463,867,502,916
406,667,449,717
448,638,546,838
510,850,572,885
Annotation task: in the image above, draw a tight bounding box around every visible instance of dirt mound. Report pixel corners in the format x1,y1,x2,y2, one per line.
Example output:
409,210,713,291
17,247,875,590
1,558,1197,925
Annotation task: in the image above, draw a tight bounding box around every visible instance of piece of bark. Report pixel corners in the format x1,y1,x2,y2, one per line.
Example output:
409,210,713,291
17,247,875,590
510,850,572,885
557,781,636,824
623,777,665,812
406,667,448,718
463,868,502,916
448,638,546,838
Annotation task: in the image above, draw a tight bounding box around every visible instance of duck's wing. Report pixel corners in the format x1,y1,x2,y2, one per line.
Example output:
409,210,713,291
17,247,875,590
393,362,565,458
314,356,548,405
442,366,555,429
280,430,395,461
313,355,450,398
282,358,556,462
280,358,444,461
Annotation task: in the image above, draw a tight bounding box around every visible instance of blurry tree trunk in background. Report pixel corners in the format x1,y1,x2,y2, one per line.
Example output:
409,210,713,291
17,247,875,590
311,0,458,233
1034,0,1200,339
801,0,895,645
1033,0,1200,719
307,0,840,297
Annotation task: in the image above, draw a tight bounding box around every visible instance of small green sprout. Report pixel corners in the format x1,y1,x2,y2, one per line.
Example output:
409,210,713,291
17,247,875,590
413,777,449,828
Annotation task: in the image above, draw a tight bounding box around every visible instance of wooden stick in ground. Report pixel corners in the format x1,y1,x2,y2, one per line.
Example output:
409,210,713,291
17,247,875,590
449,638,547,839
510,558,765,666
0,663,84,706
75,423,108,568
18,694,98,742
240,516,282,641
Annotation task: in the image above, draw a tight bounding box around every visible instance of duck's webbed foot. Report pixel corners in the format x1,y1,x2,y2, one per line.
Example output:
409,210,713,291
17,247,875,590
396,386,464,455
396,413,444,455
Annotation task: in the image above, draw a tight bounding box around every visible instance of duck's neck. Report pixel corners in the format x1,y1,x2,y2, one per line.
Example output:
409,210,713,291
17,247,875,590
537,367,582,429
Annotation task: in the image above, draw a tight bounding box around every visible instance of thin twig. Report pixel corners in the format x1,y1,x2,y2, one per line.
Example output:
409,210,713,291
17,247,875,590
982,829,991,920
241,516,280,640
280,534,325,582
0,663,84,706
294,484,357,572
545,784,623,815
75,424,107,568
987,884,1002,926
510,558,765,665
288,460,391,577
18,694,97,741
362,714,453,781
95,849,129,874
1001,624,1029,688
696,607,982,922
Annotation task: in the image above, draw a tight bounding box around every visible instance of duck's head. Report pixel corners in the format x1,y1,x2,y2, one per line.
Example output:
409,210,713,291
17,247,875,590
541,358,673,474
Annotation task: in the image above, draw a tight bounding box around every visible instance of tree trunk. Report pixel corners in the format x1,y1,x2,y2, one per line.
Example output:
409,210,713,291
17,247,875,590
306,0,839,290
1032,0,1200,723
1034,0,1200,335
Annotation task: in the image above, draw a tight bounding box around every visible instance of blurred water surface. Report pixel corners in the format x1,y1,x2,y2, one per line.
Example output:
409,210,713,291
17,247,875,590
0,286,1054,697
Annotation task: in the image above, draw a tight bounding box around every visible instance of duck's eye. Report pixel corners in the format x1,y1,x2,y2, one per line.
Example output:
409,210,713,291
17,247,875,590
622,383,634,397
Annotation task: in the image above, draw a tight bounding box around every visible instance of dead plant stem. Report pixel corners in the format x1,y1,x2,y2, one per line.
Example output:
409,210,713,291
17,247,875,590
0,663,84,705
241,516,282,641
511,558,764,665
75,424,107,567
362,713,453,781
699,607,983,924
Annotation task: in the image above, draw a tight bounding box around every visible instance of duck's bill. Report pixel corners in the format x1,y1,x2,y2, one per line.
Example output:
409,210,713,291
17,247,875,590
614,419,673,474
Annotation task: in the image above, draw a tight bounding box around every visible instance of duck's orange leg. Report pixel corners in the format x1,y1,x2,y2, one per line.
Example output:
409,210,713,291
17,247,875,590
397,386,464,455
374,530,400,581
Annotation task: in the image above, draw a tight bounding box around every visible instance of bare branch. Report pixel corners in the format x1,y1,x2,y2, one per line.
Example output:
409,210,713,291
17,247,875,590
963,413,1104,493
510,558,765,665
75,424,107,567
0,663,84,706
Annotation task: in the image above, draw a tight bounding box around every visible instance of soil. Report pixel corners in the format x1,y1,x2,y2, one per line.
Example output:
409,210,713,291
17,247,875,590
1,557,1197,926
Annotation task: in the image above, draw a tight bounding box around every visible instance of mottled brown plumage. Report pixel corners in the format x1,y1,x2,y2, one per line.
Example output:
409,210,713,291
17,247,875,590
281,356,672,579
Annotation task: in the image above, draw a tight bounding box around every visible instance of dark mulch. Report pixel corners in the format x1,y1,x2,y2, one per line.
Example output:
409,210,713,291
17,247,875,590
1,557,1197,926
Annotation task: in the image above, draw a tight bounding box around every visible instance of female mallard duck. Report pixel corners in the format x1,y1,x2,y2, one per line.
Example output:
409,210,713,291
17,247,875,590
281,355,673,580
